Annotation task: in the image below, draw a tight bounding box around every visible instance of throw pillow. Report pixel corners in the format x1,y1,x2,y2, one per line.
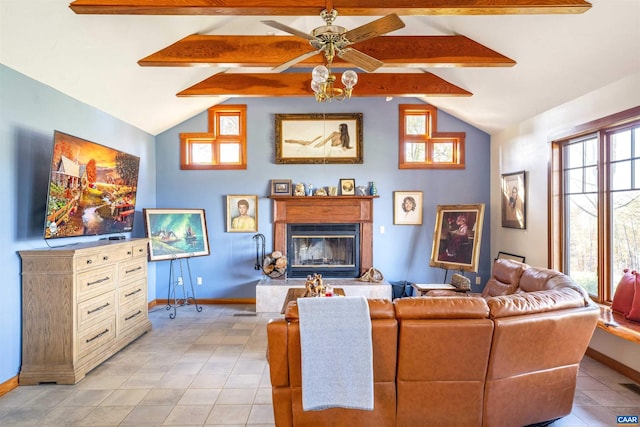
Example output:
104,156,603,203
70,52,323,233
626,271,640,322
611,269,636,316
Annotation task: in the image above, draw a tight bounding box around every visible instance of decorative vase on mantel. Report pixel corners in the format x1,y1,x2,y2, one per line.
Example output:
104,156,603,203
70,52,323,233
369,181,378,196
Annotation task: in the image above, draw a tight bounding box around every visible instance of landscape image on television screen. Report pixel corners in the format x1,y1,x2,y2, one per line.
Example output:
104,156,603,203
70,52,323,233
44,131,141,239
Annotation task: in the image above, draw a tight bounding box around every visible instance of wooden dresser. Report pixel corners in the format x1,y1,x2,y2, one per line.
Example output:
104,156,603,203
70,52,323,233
18,238,152,385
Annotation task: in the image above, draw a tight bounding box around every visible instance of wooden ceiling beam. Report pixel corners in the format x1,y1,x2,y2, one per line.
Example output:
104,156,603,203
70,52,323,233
177,72,472,97
139,35,515,68
70,0,591,15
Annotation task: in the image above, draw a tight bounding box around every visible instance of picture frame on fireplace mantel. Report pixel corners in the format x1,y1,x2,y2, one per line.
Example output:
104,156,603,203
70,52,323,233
275,113,363,164
270,179,292,196
226,195,258,233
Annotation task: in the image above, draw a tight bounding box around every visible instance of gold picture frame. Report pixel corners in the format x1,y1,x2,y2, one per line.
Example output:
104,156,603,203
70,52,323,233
270,179,292,196
226,195,258,233
393,191,423,225
275,113,363,164
429,203,485,272
501,170,526,229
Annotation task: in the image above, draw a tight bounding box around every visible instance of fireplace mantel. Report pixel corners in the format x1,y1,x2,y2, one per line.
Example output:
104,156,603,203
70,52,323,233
270,196,378,275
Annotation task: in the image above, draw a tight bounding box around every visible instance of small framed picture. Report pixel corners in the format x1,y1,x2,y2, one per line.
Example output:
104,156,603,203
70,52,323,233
226,195,258,232
340,178,355,195
394,191,423,225
270,179,292,196
501,170,526,229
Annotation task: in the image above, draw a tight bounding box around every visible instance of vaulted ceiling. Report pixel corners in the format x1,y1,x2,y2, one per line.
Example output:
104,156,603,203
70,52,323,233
1,0,638,135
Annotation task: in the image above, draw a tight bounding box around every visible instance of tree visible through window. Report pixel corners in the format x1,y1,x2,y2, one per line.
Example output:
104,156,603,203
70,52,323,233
550,107,640,303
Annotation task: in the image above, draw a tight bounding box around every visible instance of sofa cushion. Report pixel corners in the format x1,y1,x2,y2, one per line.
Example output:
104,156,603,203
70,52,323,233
611,269,636,316
395,296,489,319
285,298,395,320
482,278,517,297
487,288,587,318
518,267,563,292
492,258,529,284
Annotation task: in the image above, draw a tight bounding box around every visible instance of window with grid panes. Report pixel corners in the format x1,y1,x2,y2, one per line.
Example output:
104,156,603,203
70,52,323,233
180,105,247,170
399,104,465,169
550,107,640,303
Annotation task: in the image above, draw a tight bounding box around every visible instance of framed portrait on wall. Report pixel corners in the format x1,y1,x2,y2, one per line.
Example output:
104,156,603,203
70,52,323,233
393,191,423,225
429,203,485,272
501,170,526,229
226,195,258,232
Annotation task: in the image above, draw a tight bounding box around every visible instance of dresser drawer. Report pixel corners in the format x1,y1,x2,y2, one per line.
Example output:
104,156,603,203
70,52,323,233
78,292,116,331
118,301,147,334
119,281,146,307
131,241,148,259
77,265,117,302
119,258,146,284
78,317,116,359
76,245,133,271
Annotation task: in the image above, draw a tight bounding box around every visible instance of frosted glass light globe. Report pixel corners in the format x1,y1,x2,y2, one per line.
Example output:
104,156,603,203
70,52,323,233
312,65,329,83
311,80,321,93
341,70,358,88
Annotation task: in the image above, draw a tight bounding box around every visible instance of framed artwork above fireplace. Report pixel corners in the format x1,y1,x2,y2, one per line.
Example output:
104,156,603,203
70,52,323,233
275,113,363,164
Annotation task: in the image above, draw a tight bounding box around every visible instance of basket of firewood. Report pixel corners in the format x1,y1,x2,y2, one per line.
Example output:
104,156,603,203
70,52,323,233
262,251,288,278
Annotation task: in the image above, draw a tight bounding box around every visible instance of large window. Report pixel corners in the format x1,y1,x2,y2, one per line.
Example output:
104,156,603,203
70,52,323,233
180,105,247,170
550,107,640,303
398,104,465,169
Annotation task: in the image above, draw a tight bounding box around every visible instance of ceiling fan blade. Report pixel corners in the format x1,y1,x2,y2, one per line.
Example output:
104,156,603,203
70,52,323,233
273,49,322,72
343,13,405,45
337,48,383,72
261,19,316,41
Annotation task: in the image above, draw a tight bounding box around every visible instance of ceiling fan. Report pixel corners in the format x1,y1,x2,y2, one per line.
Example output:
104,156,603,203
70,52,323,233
261,9,405,73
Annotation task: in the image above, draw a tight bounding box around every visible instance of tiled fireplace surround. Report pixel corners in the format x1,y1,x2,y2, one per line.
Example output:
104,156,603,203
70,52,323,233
256,195,391,312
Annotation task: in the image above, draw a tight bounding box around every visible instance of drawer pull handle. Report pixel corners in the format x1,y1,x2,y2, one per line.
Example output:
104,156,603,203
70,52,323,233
127,251,132,255
87,302,110,315
86,329,109,343
87,277,110,286
125,266,142,274
125,289,142,298
103,256,109,261
86,259,93,264
125,310,142,321
137,248,144,253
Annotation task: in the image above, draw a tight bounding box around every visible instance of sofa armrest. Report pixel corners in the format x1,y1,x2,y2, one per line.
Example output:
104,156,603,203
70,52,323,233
267,319,290,387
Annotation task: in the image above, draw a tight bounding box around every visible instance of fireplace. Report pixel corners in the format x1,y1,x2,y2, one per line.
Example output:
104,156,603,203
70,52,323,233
270,195,376,278
287,224,360,278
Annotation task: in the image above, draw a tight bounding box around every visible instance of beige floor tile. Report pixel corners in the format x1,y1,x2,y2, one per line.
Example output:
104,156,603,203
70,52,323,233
77,405,134,426
120,404,173,425
162,404,212,425
247,404,276,425
140,389,186,406
205,404,252,425
100,388,150,406
176,388,221,406
216,388,256,405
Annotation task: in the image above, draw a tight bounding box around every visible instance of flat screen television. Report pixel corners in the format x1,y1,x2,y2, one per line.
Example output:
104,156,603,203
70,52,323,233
44,130,141,239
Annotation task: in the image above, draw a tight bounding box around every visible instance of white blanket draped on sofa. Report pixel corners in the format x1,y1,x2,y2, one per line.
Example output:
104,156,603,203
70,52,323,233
297,296,374,411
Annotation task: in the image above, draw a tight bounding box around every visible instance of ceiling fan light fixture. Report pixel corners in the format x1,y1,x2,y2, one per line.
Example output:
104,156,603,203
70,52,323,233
341,70,358,89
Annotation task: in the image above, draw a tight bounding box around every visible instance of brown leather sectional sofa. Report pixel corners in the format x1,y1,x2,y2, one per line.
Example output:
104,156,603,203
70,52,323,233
266,260,600,427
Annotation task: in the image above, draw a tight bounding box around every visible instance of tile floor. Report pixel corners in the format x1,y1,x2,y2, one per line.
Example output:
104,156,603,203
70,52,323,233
0,303,638,426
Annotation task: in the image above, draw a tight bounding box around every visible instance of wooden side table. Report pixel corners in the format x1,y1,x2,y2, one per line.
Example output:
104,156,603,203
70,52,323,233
281,287,346,314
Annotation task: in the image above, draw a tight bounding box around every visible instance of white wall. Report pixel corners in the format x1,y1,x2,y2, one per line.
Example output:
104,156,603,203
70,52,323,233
490,72,640,371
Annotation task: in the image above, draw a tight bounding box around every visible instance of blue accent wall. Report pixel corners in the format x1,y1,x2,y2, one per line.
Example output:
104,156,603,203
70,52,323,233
1,64,490,385
0,64,156,385
154,98,491,299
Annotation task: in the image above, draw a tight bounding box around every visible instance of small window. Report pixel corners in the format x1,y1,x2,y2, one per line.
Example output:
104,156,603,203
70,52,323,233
399,104,465,169
180,105,247,170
